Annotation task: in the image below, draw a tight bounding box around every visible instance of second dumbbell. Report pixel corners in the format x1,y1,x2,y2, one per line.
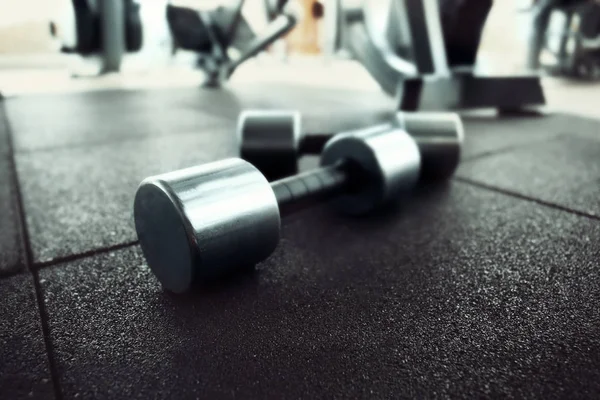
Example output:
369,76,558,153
238,110,464,181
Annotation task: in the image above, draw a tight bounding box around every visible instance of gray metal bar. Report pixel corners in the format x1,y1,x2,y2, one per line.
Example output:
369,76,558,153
100,0,125,73
227,13,296,75
401,0,449,76
344,5,416,94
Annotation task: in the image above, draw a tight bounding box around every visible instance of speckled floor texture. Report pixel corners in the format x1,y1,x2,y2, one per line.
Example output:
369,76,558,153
1,83,600,399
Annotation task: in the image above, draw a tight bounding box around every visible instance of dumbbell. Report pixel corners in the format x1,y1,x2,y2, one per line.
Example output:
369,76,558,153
134,124,420,293
238,110,463,181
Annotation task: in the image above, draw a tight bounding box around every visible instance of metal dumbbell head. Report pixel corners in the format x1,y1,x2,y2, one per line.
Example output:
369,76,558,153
238,110,302,180
134,159,281,293
238,110,463,181
321,124,420,215
135,127,420,292
395,112,464,181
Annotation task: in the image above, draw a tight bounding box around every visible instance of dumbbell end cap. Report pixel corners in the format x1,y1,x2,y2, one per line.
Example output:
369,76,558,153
134,180,196,294
238,109,301,180
321,125,420,214
396,111,464,181
134,159,282,292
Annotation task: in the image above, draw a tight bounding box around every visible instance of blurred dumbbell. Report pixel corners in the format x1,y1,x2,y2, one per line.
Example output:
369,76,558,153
238,110,463,181
134,125,420,293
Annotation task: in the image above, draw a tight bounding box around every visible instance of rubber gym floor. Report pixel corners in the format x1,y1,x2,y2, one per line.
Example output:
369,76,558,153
1,82,599,399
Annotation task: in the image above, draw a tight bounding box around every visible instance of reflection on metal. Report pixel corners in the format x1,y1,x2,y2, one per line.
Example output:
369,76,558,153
345,22,408,94
420,0,450,75
402,0,449,75
363,0,392,50
134,159,281,293
384,0,412,58
343,3,416,95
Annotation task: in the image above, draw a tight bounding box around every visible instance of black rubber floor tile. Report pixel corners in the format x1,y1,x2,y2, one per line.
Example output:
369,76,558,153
1,103,25,274
0,158,25,275
461,113,599,159
229,85,395,133
6,89,227,152
301,108,395,136
232,83,393,111
0,100,10,156
0,274,54,399
16,128,236,264
41,183,600,399
458,134,600,216
5,84,394,154
199,83,396,127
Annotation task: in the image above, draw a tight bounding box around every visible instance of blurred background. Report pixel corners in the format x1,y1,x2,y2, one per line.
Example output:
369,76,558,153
1,4,600,398
0,0,598,116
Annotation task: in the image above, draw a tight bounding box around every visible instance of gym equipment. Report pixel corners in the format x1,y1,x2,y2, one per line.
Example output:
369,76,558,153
134,125,420,293
51,0,143,72
536,1,600,79
339,0,546,111
167,1,297,86
50,0,297,83
238,110,463,181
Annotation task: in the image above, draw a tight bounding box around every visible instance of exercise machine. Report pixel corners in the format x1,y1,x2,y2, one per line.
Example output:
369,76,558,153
51,0,143,73
537,1,600,79
50,0,297,84
167,0,297,86
338,0,546,111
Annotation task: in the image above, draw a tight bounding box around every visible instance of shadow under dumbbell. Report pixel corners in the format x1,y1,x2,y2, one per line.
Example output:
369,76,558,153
161,262,260,301
152,182,453,302
344,180,453,221
286,169,448,250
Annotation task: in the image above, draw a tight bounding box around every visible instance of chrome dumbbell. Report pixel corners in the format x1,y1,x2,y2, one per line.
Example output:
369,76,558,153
134,124,420,293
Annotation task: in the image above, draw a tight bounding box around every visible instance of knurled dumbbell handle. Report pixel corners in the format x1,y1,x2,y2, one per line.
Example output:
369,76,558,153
270,163,350,216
